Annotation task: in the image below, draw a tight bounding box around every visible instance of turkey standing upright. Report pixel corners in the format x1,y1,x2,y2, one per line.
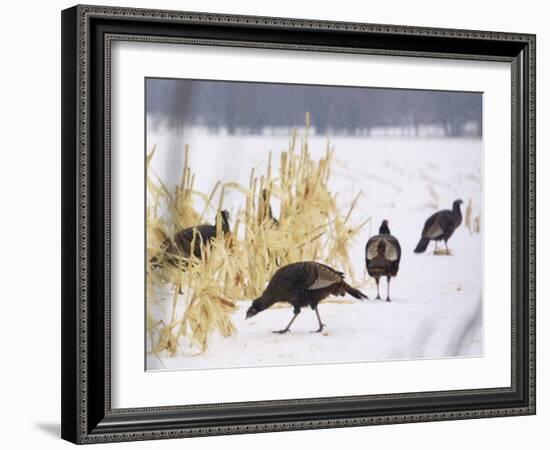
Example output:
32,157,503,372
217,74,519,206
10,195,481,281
365,220,401,302
259,189,279,226
245,261,367,334
414,199,463,254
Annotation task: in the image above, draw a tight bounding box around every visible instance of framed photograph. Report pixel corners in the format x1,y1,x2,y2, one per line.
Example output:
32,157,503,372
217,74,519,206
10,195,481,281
61,4,536,444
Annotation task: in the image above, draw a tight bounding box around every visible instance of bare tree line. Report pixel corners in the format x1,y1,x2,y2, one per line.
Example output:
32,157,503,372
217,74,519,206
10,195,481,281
147,78,482,137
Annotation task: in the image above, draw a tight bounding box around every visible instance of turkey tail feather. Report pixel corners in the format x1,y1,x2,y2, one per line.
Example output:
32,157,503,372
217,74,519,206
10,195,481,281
343,282,368,300
414,237,430,253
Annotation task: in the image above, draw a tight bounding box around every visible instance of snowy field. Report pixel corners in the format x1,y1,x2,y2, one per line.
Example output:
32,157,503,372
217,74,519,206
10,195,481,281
147,127,483,371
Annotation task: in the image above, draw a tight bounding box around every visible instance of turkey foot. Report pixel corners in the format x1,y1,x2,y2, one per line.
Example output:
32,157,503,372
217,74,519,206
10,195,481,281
272,328,291,335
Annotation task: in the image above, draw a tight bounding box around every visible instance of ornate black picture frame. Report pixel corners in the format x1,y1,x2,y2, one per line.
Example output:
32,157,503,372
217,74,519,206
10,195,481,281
61,4,536,444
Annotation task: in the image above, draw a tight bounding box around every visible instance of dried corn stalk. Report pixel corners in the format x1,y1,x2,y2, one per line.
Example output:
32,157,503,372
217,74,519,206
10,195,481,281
147,114,367,357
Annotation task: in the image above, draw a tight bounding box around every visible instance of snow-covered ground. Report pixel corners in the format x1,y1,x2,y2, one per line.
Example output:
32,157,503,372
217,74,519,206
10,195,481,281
147,126,483,371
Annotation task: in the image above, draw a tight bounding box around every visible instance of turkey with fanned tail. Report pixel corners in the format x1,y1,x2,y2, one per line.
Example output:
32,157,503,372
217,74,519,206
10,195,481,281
245,261,367,334
365,220,401,302
414,199,463,254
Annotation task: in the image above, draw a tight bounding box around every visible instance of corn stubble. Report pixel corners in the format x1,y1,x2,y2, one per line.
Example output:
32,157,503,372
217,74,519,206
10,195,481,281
147,117,368,357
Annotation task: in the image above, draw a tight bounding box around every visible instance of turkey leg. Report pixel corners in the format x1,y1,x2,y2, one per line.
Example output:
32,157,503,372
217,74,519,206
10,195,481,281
375,277,381,300
273,313,298,334
311,307,326,333
386,276,392,302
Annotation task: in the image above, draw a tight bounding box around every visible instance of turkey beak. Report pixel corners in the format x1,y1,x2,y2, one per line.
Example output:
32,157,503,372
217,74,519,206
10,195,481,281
245,307,256,320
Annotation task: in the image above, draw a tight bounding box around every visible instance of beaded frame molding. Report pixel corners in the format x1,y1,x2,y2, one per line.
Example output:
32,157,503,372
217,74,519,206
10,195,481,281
61,4,536,444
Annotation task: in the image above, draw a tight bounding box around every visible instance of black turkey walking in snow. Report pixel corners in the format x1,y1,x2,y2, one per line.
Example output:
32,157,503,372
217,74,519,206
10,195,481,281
414,199,463,254
365,220,401,302
245,261,367,334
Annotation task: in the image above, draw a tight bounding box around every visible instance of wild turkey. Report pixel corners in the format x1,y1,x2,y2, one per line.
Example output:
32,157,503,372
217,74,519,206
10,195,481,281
414,199,463,254
245,261,367,334
365,220,401,302
259,189,279,226
173,209,230,258
155,210,230,267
